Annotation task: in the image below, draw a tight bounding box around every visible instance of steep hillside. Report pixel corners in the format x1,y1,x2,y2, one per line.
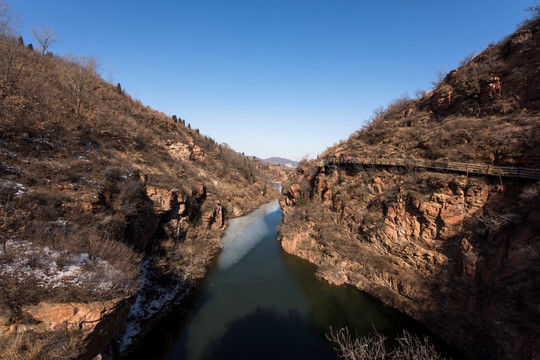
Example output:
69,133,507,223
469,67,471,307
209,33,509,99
0,28,279,359
279,17,540,360
325,17,540,168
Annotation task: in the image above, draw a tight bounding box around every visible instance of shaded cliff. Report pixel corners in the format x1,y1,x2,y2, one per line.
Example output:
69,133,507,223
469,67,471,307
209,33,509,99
279,17,540,360
0,26,279,359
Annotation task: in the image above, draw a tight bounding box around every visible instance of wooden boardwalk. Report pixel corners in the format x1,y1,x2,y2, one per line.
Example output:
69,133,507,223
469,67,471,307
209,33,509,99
319,157,540,181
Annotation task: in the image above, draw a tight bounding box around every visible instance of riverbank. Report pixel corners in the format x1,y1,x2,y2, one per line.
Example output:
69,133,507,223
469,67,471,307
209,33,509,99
122,202,457,360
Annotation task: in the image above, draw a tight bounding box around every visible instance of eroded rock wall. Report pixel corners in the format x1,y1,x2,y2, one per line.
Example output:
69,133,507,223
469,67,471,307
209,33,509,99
279,164,540,360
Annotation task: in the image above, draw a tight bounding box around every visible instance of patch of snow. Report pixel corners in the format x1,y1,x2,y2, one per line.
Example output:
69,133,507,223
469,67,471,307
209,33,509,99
0,180,28,196
51,218,69,227
0,240,125,292
0,147,19,159
14,183,28,196
118,259,189,352
30,134,54,147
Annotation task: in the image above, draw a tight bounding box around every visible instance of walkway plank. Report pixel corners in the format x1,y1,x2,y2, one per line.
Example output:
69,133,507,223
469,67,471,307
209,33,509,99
319,157,540,181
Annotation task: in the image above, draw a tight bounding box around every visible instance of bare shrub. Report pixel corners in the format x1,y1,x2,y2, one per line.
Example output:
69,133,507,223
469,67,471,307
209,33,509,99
57,54,97,114
327,327,449,360
327,327,387,360
0,1,19,36
0,195,24,253
0,328,83,360
393,331,447,360
156,229,220,283
458,51,476,67
519,184,539,200
527,1,540,21
0,34,24,87
477,208,517,232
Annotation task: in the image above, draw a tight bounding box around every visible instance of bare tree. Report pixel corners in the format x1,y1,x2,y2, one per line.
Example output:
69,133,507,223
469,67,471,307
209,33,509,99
0,1,19,36
431,68,447,89
31,26,58,55
0,1,23,87
527,1,540,20
0,35,23,86
57,54,97,115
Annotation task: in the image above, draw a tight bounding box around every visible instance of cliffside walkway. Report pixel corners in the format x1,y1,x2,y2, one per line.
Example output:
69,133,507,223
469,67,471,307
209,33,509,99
319,157,540,181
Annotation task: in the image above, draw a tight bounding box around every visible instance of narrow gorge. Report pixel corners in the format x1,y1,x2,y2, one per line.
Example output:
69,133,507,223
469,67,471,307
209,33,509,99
1,3,539,360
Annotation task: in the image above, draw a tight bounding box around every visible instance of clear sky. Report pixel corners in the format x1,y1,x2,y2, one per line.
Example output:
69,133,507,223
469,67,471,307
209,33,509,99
9,0,535,161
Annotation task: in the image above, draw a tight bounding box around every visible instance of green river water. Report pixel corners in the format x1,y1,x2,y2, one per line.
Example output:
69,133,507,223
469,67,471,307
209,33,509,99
128,201,459,360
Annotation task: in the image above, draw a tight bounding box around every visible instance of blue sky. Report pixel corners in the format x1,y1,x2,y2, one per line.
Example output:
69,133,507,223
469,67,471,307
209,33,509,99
10,0,535,161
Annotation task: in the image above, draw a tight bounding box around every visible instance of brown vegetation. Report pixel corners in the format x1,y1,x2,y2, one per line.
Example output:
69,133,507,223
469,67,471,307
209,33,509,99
0,2,280,357
281,16,540,360
325,18,540,168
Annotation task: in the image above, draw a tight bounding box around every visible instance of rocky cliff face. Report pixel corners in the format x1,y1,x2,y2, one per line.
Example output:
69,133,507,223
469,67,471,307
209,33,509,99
280,162,540,360
0,171,274,359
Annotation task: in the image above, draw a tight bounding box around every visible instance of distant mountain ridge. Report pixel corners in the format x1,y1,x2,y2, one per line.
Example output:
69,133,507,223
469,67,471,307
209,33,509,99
261,157,298,168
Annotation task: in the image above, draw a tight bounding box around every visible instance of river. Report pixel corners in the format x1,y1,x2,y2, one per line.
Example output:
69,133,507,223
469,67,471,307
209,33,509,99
128,201,458,360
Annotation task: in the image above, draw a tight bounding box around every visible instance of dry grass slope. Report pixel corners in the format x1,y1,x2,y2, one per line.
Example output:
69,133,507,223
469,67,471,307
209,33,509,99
324,18,540,169
0,5,279,357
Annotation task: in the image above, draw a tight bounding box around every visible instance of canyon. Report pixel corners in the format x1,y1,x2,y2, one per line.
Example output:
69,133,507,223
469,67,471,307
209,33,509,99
1,4,539,360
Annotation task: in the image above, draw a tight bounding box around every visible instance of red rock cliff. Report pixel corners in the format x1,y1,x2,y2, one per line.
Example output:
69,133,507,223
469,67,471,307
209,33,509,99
280,163,540,360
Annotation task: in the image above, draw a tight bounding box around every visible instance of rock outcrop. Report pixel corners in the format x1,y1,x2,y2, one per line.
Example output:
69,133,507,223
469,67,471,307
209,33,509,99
280,164,540,360
0,298,132,360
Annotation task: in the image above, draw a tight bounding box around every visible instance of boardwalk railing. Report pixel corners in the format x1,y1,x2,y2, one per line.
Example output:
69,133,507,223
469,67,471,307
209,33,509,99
319,157,540,181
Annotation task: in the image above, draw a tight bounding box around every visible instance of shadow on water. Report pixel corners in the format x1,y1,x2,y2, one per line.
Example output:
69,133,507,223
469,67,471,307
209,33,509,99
280,249,413,335
126,201,463,360
278,233,465,359
201,307,335,360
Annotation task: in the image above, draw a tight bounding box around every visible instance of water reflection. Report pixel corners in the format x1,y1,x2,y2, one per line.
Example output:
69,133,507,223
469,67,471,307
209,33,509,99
218,202,279,270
